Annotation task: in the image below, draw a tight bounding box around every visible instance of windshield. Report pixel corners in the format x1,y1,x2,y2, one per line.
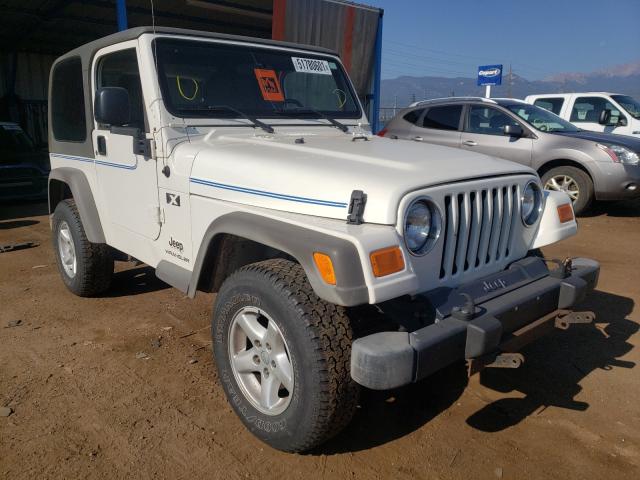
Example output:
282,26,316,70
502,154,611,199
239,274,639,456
612,95,640,119
0,124,35,152
154,38,361,120
505,103,580,133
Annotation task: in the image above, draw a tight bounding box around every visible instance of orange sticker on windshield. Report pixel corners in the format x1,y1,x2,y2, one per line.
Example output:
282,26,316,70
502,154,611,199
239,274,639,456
254,68,284,102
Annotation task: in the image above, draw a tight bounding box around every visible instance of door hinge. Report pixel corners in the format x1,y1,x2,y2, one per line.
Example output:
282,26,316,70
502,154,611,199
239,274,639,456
133,134,155,159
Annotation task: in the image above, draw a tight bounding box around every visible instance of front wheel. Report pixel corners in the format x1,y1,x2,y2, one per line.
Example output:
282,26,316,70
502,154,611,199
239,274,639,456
212,259,359,452
541,166,594,215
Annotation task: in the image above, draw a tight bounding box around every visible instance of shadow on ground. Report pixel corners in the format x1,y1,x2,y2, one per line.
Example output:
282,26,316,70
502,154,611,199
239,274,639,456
319,290,636,453
0,219,39,230
466,290,636,432
0,200,48,221
582,199,640,218
106,266,171,297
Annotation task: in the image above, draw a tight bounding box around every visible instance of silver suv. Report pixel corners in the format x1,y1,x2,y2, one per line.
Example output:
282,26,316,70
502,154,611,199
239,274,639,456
381,97,640,214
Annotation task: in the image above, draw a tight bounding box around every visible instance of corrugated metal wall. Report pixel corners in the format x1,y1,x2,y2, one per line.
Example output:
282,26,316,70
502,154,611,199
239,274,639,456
272,0,381,111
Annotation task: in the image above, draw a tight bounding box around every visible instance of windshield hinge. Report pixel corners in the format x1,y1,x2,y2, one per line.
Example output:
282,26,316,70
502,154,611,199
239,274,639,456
346,190,367,225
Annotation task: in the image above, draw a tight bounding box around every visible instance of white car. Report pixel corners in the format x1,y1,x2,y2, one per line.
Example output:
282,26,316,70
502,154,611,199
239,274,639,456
525,92,640,138
48,26,599,452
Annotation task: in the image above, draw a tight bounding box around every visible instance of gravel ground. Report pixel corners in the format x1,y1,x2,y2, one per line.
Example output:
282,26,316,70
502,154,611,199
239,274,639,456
1,199,639,480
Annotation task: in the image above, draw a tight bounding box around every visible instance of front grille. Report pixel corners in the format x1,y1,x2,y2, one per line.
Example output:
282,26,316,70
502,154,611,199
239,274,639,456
439,184,520,279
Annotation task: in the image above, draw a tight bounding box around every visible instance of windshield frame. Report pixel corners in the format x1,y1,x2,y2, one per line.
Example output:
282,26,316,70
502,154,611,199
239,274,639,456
502,102,581,133
152,37,364,122
611,94,640,120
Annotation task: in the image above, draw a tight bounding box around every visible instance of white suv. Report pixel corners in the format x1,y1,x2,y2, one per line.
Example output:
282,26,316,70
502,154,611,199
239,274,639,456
525,92,640,138
48,27,599,452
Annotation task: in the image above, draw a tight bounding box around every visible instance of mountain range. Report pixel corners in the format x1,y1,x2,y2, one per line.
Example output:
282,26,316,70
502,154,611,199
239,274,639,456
380,61,640,108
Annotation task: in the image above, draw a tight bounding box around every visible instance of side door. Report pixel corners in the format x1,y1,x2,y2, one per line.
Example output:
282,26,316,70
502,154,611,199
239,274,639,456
91,42,160,241
569,95,628,134
412,105,463,148
460,104,533,166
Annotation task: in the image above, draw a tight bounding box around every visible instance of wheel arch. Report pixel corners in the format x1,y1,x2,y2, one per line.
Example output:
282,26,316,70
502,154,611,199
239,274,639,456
186,212,369,307
48,168,106,243
537,159,595,186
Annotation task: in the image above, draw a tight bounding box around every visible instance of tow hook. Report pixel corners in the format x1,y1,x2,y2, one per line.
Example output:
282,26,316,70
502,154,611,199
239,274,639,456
548,257,574,279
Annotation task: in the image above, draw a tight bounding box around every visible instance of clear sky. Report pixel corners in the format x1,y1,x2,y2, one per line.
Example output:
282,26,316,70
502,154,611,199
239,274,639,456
364,0,640,80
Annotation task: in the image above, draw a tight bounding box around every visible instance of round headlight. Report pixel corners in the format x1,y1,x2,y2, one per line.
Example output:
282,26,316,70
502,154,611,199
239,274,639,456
521,181,543,226
404,199,441,255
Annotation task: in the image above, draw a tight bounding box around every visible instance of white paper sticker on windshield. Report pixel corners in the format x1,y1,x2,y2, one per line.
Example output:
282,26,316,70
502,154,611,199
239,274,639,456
291,57,332,75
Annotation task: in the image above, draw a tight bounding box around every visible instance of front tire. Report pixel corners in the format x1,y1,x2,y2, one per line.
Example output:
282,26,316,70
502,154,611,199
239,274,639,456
212,259,359,452
52,199,113,296
541,166,594,215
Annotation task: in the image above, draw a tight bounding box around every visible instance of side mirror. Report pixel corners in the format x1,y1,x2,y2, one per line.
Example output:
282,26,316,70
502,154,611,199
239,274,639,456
503,124,524,137
598,109,611,125
94,87,130,126
618,116,628,127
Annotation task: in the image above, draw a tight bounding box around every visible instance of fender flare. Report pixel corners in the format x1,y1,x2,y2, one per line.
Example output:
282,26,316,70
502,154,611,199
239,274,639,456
188,211,369,307
48,167,106,243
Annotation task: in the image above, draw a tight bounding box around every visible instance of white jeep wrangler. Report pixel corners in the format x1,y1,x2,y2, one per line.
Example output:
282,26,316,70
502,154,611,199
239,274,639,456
48,27,599,452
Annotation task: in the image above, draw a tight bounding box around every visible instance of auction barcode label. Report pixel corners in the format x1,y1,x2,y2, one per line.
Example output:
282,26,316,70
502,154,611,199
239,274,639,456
291,57,332,75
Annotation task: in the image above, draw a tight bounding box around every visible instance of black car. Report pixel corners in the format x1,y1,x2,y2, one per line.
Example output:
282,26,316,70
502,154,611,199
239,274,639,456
0,122,50,201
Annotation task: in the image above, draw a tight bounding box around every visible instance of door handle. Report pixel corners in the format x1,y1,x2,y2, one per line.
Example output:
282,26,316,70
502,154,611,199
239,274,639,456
97,136,107,155
412,136,423,142
463,140,478,146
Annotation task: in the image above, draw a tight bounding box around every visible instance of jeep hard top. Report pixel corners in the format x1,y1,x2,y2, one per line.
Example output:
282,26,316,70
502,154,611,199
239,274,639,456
48,27,599,452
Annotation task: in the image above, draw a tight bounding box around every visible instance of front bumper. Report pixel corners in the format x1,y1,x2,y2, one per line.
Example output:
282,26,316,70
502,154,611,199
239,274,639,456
593,162,640,200
351,256,599,390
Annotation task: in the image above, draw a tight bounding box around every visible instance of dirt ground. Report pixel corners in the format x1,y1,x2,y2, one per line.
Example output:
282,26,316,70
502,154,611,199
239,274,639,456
1,199,639,480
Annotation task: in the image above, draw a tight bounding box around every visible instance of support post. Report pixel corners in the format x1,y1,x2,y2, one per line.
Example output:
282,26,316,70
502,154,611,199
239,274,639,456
485,85,491,98
371,10,384,134
116,0,128,31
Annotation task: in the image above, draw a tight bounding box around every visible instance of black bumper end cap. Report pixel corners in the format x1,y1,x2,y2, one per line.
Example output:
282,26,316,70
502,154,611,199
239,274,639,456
351,332,415,390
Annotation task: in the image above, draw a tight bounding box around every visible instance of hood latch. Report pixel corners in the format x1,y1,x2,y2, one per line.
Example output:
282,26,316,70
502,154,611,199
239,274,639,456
346,190,367,225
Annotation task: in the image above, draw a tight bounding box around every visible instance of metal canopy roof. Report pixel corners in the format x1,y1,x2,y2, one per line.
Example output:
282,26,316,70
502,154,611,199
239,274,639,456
0,0,274,56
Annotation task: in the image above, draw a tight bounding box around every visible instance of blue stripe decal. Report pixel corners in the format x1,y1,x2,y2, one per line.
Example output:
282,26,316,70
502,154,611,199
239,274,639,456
190,177,348,208
51,153,137,170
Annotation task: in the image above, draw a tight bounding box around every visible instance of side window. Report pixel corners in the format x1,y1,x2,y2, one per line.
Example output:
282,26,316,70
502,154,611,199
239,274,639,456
422,105,462,131
97,49,145,130
403,108,424,125
51,58,86,142
534,98,564,115
465,105,520,135
570,96,622,124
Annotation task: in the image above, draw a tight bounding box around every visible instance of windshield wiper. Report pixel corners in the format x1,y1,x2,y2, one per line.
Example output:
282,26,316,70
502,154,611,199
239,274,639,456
180,105,274,134
276,105,349,133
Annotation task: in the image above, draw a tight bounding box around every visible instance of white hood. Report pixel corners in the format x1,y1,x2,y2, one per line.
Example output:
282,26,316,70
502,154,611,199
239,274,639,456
188,129,535,225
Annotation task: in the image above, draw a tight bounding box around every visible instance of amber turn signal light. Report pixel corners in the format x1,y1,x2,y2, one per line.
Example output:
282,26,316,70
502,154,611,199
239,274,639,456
313,252,336,285
370,246,405,278
557,203,574,223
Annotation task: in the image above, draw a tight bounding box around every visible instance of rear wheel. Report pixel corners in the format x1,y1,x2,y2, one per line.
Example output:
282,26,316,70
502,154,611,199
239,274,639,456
52,199,113,296
541,166,594,215
212,259,359,452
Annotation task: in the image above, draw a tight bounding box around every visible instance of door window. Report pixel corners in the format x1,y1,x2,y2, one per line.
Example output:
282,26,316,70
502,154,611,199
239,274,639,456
403,108,424,125
570,96,623,125
533,98,564,115
421,105,462,130
96,49,146,130
465,105,520,135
